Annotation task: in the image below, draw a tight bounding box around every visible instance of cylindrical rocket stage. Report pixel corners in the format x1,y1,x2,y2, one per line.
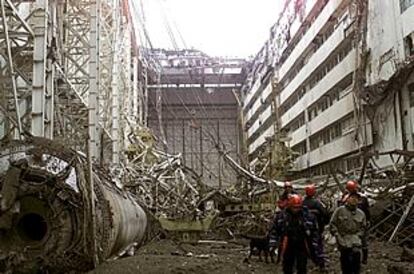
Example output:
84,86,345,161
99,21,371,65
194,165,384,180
0,138,147,273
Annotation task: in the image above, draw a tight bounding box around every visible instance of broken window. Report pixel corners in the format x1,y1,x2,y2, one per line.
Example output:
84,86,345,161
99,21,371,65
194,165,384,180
400,0,414,13
404,33,414,58
342,114,355,134
408,83,414,108
330,123,342,140
308,106,318,121
292,141,307,156
310,134,320,151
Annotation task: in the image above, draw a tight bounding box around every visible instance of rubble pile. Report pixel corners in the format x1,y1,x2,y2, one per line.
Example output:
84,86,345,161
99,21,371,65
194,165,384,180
121,128,212,220
211,212,274,239
118,128,414,247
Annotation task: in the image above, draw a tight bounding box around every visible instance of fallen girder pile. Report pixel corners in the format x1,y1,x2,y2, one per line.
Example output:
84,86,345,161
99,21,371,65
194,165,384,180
121,128,243,221
211,211,274,239
0,137,147,273
123,155,206,219
222,148,414,245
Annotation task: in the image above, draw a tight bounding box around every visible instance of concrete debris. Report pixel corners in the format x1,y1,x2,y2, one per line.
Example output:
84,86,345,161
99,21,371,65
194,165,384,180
2,132,411,273
121,126,414,248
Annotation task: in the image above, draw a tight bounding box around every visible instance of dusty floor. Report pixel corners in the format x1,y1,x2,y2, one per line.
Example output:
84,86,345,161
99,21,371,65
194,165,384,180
89,238,414,274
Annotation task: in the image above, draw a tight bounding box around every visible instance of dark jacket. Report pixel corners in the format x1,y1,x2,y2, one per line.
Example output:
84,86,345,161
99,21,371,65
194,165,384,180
303,196,329,234
268,207,324,265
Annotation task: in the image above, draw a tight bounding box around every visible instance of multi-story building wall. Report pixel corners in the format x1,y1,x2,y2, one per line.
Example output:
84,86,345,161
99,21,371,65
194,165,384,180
364,0,414,167
148,49,247,187
242,0,414,180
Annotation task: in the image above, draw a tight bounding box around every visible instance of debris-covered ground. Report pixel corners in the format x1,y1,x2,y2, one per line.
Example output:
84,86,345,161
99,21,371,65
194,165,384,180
90,239,414,274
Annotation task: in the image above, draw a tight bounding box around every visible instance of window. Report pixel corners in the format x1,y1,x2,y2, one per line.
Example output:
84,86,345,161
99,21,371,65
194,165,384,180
287,113,305,132
346,157,361,172
279,42,353,117
330,123,342,140
409,83,414,108
292,141,307,156
308,106,318,121
319,97,329,112
310,135,320,151
321,130,330,145
342,115,355,134
404,34,414,58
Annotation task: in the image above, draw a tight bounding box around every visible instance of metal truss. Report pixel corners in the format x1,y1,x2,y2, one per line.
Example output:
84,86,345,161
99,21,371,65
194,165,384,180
0,0,153,167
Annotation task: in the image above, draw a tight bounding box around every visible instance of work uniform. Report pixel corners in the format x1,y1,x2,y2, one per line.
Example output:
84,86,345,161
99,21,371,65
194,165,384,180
339,192,370,263
303,196,329,235
303,196,329,257
330,205,366,274
269,207,324,274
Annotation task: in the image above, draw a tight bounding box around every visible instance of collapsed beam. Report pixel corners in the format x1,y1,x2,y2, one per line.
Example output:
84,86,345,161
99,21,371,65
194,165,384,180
0,137,147,273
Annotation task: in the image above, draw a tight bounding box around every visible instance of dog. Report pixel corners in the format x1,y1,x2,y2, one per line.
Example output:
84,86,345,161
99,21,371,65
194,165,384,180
240,234,275,263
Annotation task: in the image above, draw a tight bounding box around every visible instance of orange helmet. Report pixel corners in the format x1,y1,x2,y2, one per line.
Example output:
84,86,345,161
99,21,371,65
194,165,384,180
284,181,293,188
288,194,303,208
346,180,358,193
305,184,316,197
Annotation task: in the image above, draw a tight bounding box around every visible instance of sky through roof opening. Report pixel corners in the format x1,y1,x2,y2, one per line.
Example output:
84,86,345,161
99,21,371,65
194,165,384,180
135,0,283,58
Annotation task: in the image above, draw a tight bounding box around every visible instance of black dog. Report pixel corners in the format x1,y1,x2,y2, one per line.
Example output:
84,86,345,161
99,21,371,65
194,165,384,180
241,234,275,263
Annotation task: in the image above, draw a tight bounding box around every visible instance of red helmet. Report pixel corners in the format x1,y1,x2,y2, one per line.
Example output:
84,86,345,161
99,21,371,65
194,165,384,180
346,180,358,193
288,194,303,208
284,181,293,188
305,184,316,197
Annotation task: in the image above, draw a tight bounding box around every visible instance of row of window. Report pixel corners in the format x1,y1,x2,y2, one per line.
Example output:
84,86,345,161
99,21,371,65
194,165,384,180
286,113,306,133
280,40,354,116
295,155,362,178
280,18,337,89
292,141,307,156
309,114,355,151
290,113,355,158
250,74,353,154
308,74,353,121
276,0,330,67
244,1,343,124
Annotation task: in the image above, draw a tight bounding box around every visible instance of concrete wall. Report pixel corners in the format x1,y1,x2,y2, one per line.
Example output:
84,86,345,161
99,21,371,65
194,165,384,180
367,0,406,83
281,50,356,128
279,0,348,81
366,0,414,167
148,87,240,187
243,0,414,176
295,122,373,169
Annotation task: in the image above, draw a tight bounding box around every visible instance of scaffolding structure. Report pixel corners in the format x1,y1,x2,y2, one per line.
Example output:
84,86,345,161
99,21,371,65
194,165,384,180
0,0,153,166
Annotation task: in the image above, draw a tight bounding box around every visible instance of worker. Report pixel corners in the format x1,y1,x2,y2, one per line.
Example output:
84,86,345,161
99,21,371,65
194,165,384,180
303,183,329,255
330,192,367,274
338,180,371,264
277,181,297,210
269,194,325,273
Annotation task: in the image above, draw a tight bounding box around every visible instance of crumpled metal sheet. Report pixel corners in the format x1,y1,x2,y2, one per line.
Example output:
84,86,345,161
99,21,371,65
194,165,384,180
0,137,147,273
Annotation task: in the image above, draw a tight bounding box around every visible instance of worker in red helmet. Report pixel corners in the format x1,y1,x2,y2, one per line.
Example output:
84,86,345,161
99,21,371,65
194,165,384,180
338,180,371,264
277,181,297,210
330,192,367,274
303,183,329,233
303,182,329,257
269,194,325,273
